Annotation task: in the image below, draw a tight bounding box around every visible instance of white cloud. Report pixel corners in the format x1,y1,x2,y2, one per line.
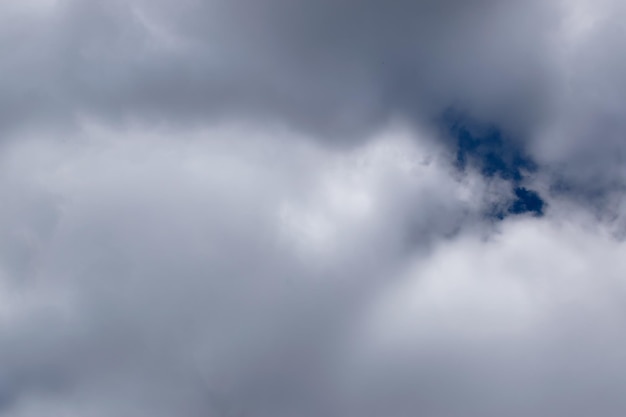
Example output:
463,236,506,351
0,121,479,416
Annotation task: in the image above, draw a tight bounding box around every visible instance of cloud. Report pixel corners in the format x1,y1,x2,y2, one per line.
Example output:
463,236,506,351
1,0,626,415
0,122,482,416
0,120,624,416
3,0,625,208
0,0,558,134
349,215,626,417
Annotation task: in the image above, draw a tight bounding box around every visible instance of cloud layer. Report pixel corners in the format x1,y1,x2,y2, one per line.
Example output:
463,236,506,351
1,0,626,416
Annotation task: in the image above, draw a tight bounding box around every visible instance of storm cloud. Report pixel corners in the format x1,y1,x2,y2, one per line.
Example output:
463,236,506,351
1,0,626,416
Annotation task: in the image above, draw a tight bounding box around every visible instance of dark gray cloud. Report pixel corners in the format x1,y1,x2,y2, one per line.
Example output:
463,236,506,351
2,1,626,416
4,0,625,207
2,0,557,136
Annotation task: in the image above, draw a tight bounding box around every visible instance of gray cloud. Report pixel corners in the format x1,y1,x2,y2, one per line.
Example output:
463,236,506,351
0,125,476,416
2,1,626,416
3,0,557,135
1,123,626,416
4,0,625,205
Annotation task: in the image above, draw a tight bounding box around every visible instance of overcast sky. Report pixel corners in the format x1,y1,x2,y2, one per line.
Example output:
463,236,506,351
1,0,626,416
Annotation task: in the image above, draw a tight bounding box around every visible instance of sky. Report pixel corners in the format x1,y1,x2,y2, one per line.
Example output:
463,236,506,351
1,0,626,416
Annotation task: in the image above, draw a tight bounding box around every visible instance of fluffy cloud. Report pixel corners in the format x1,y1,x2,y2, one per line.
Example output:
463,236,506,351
1,119,625,416
354,215,626,417
0,122,476,416
1,0,626,416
